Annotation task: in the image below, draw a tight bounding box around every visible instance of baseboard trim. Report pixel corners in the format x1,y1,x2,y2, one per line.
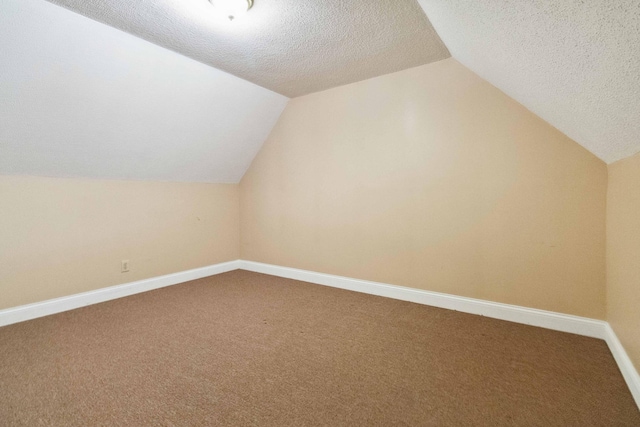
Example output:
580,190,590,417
604,324,640,408
0,260,240,328
1,259,637,409
239,260,640,408
239,260,607,338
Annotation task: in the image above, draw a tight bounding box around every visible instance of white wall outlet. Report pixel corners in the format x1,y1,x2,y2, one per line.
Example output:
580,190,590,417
121,260,130,273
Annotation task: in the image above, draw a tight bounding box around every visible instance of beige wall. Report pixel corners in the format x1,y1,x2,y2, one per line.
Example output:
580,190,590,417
607,152,640,370
240,58,608,319
0,176,239,309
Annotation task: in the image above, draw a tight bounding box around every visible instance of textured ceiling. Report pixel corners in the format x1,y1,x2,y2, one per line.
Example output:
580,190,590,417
45,0,450,98
417,0,640,164
0,0,287,183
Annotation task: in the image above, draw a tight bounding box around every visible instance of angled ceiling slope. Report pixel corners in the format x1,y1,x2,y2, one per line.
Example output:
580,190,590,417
46,0,450,97
0,0,287,183
418,0,640,164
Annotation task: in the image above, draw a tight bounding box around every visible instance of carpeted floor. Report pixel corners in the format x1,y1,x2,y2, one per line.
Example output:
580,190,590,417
0,270,638,426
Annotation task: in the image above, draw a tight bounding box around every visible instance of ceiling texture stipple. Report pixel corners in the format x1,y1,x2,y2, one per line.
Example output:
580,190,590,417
45,0,451,98
0,0,288,183
417,0,640,164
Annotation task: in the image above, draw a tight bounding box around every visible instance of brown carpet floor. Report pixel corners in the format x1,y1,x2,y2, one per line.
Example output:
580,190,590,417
0,270,638,426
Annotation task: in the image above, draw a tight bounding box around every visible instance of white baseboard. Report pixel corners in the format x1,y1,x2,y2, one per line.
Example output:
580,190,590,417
1,258,637,409
0,260,240,328
239,260,640,409
240,260,640,408
239,260,607,338
604,324,640,408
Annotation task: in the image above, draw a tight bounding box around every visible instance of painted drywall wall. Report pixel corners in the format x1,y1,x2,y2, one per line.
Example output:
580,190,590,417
0,0,287,183
607,152,640,370
240,58,607,319
0,176,239,310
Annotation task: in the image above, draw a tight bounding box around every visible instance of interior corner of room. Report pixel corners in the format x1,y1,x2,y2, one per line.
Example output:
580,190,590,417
1,0,639,424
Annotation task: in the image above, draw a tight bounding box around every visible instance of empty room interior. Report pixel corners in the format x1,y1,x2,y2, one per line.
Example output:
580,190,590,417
1,0,640,425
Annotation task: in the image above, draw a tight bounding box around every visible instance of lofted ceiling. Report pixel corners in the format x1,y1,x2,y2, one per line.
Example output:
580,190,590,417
2,0,638,185
418,0,640,164
0,0,287,183
46,0,451,98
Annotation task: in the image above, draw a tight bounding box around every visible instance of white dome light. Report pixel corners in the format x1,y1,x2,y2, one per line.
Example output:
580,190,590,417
208,0,253,21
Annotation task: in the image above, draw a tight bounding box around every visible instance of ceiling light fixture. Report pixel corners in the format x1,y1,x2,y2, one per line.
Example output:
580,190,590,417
208,0,253,21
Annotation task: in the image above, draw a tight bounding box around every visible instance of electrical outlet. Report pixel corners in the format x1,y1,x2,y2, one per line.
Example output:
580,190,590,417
121,260,130,273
